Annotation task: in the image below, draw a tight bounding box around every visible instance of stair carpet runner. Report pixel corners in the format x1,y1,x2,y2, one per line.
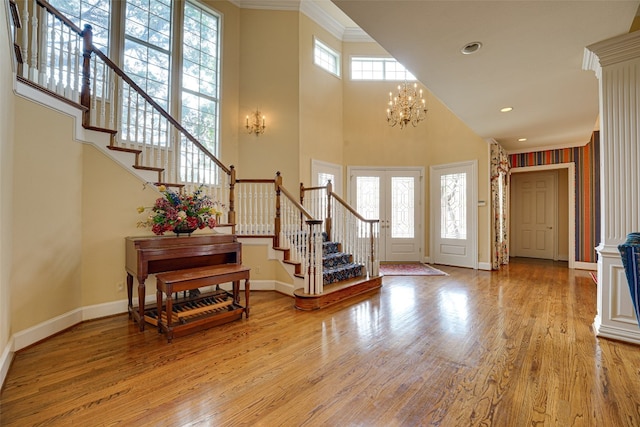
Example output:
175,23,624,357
321,232,364,285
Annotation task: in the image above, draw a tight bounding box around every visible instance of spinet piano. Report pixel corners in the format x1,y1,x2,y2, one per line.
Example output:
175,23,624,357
125,233,242,331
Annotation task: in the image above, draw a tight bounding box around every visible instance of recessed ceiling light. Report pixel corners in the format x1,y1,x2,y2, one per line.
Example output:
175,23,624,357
461,41,483,55
500,107,513,113
518,138,527,142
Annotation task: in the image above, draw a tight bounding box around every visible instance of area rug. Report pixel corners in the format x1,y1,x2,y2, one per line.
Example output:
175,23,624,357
379,263,448,276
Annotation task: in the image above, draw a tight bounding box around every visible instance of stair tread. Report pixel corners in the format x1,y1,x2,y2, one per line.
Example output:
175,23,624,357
85,125,117,134
133,165,164,172
107,145,142,154
154,182,185,188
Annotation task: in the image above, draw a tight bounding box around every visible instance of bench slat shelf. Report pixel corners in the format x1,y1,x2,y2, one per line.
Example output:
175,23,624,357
155,264,251,342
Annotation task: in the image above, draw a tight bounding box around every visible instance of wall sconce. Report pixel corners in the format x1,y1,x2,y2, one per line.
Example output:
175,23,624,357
246,109,266,135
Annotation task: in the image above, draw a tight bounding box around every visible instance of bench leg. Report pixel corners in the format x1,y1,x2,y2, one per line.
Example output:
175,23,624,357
166,288,174,343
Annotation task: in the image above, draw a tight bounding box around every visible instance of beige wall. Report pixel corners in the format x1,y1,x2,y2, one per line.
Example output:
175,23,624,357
342,43,490,263
81,145,159,306
12,98,84,331
298,14,344,183
0,1,14,351
237,9,300,189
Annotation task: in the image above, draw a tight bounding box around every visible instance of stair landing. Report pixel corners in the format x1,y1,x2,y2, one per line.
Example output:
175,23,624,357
293,275,382,311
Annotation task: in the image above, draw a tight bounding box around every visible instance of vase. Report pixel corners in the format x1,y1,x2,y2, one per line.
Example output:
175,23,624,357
173,225,197,236
617,232,640,327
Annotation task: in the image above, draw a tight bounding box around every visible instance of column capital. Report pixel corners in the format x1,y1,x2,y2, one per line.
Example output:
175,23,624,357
584,31,640,76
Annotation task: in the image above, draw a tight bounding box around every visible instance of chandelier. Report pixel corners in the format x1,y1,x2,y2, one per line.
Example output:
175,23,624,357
386,82,427,129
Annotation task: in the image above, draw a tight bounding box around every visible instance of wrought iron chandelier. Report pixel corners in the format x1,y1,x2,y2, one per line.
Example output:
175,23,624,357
386,82,427,129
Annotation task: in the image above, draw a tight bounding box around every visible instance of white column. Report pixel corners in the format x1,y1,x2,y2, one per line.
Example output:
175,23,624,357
584,31,640,344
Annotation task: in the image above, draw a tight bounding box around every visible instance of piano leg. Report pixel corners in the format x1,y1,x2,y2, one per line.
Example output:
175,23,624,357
138,280,146,331
244,278,250,318
126,273,134,318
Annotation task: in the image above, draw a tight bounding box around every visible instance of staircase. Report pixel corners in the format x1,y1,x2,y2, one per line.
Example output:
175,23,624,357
322,233,364,285
293,233,382,311
10,0,381,311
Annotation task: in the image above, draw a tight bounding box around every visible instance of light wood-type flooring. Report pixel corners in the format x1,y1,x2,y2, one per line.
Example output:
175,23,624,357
1,258,640,426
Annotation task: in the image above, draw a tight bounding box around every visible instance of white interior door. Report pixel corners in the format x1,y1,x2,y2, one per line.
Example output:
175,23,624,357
349,168,423,262
430,161,477,268
511,171,557,259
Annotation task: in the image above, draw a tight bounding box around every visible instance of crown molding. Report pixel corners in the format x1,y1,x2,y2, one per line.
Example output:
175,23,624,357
232,0,372,42
506,139,590,156
585,30,640,71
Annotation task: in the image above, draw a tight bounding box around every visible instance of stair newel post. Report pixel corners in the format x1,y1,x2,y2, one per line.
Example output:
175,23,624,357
370,220,379,277
299,182,305,206
306,219,324,295
80,24,93,128
325,180,333,242
229,165,236,233
274,172,282,248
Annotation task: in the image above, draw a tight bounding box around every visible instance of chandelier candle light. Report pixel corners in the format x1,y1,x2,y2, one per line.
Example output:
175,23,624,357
386,82,428,128
246,109,266,135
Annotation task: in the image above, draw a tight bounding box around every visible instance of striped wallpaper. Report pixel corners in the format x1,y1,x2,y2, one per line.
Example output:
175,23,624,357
509,132,600,263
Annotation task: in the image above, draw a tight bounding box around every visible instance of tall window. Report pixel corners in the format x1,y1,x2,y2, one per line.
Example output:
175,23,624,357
49,0,110,53
351,57,416,81
314,38,340,77
123,0,172,110
181,2,220,153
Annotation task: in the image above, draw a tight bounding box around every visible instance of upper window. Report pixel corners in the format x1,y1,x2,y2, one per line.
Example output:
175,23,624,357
314,38,340,77
351,57,417,81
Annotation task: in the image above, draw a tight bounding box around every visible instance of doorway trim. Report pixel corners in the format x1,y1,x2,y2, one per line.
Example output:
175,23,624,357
429,160,478,269
510,162,576,269
347,165,425,262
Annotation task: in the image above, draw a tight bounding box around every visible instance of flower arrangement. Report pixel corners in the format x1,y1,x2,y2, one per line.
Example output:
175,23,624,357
137,185,223,235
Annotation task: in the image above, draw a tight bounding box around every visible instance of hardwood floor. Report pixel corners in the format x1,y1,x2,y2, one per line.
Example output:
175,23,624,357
2,259,640,426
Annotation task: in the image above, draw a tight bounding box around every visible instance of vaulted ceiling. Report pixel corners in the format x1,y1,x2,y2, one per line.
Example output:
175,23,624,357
325,1,640,152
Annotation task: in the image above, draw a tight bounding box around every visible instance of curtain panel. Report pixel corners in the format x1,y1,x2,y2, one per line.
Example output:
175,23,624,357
490,142,510,270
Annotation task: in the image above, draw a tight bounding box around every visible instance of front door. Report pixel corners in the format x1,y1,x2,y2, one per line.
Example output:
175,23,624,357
511,171,557,259
349,168,423,262
430,161,477,268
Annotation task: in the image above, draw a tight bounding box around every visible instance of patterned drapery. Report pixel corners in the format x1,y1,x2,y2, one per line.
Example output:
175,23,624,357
490,141,510,270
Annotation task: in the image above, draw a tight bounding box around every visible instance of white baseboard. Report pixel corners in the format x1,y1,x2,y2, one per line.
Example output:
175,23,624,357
574,261,597,271
13,308,83,351
0,340,14,390
596,323,640,345
478,262,492,271
274,281,295,296
10,278,288,355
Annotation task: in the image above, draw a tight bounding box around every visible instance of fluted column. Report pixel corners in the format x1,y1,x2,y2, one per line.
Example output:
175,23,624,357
584,31,640,344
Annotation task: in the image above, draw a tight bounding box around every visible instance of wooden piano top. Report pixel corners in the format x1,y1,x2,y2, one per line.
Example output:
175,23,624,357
125,233,242,280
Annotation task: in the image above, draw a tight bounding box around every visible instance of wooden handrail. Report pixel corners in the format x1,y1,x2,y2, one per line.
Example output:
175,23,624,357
9,1,20,28
235,178,277,184
36,0,83,35
279,185,315,220
330,192,379,224
90,49,231,176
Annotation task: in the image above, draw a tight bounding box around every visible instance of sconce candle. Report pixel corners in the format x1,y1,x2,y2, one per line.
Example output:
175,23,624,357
246,109,266,135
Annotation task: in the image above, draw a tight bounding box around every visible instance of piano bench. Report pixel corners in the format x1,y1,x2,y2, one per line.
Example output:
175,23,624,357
155,264,250,342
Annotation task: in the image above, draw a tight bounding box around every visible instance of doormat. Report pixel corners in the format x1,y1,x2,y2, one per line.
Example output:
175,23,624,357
379,263,448,276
